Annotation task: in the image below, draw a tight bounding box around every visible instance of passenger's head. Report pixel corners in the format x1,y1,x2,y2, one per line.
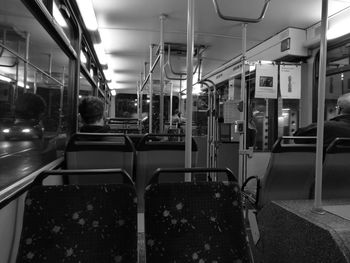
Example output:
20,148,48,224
15,93,46,120
337,93,350,115
79,96,105,125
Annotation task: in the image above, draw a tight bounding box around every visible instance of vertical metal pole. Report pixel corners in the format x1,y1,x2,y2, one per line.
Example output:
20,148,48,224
179,78,182,111
170,82,173,126
137,81,140,122
24,32,30,92
33,71,37,94
313,0,328,213
159,15,166,133
48,53,53,76
238,23,247,186
213,85,218,172
139,73,143,121
149,45,153,133
185,0,194,178
58,67,65,133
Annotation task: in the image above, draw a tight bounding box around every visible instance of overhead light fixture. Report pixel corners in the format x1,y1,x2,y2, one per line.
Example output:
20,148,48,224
192,83,202,95
94,43,107,65
0,75,11,82
327,17,350,40
75,0,98,31
17,81,30,89
53,2,68,28
259,60,273,65
110,89,117,96
103,68,113,81
80,51,87,64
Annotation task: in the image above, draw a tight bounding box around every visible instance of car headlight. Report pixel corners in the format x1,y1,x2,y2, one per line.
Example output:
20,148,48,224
2,129,10,133
22,128,31,133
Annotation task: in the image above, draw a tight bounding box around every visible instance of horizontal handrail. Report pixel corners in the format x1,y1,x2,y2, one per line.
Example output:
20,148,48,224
0,166,133,210
36,168,133,185
148,167,236,185
212,0,270,23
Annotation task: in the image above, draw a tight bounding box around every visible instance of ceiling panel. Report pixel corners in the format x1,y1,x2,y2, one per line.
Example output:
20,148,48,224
92,0,350,92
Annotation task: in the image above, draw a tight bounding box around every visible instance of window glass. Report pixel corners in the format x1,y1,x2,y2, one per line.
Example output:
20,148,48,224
314,40,350,121
79,73,93,97
0,0,70,188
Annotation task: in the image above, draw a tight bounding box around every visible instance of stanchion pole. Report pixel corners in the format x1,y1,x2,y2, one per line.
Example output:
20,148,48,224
313,0,328,214
185,0,195,181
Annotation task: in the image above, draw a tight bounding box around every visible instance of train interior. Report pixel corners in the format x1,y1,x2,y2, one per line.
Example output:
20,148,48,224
1,0,350,262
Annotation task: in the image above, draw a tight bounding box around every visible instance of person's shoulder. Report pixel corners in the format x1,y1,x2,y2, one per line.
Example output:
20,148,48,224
294,122,317,136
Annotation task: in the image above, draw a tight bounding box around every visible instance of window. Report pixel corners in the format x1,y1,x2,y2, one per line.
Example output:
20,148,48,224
0,0,72,188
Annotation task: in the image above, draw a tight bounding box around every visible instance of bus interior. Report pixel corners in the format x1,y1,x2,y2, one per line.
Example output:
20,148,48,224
1,0,350,262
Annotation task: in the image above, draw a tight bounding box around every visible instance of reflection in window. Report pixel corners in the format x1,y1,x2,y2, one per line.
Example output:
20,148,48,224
0,0,71,188
79,73,93,97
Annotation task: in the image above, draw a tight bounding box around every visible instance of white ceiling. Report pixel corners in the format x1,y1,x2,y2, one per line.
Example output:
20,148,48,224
2,0,350,95
92,0,350,94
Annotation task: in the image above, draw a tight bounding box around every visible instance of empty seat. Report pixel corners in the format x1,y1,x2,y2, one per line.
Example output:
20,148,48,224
135,134,198,212
65,133,136,184
144,168,251,262
255,137,316,209
16,169,137,263
323,138,350,199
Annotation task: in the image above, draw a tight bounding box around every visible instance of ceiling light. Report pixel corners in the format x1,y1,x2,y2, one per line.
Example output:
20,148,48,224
17,81,30,89
192,83,202,95
103,68,113,81
0,75,11,82
94,44,107,65
328,17,350,40
108,82,117,89
80,51,87,64
75,0,98,31
111,90,117,96
53,2,68,28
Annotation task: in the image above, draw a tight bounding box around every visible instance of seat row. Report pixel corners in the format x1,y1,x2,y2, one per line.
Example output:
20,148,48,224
15,168,252,263
243,136,350,210
64,133,198,212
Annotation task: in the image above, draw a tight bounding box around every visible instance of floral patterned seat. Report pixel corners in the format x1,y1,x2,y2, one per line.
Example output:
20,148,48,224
16,184,137,263
144,181,251,263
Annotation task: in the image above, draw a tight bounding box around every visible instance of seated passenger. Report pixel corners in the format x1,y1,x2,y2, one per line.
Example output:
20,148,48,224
294,93,350,145
79,96,110,133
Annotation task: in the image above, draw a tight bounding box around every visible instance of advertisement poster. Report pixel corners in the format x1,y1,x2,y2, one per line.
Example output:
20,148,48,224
280,65,301,99
254,64,278,99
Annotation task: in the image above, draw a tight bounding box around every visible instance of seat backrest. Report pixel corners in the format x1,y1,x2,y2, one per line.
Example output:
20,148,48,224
135,134,198,212
144,181,250,262
65,133,136,184
323,138,350,199
16,184,137,263
258,137,316,208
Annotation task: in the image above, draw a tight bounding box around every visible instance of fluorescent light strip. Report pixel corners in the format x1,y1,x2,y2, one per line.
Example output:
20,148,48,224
76,0,98,31
80,51,87,64
17,81,30,89
0,75,11,82
94,43,107,65
53,2,68,28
